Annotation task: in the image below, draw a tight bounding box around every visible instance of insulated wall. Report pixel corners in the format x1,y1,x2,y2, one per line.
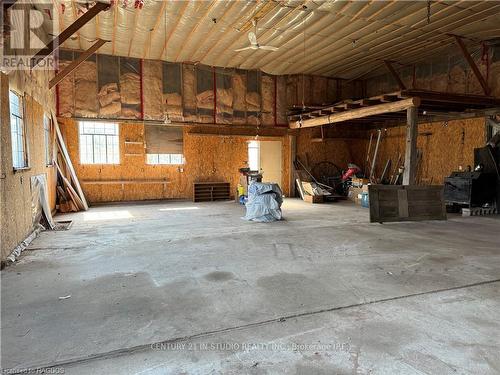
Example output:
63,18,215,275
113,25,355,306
56,51,364,125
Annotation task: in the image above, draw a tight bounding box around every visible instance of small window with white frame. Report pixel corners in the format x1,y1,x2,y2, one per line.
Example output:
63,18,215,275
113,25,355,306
10,90,29,169
44,114,53,166
146,154,184,165
79,121,119,164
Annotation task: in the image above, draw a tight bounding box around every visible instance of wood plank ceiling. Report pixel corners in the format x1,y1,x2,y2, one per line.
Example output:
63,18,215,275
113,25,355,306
42,0,500,79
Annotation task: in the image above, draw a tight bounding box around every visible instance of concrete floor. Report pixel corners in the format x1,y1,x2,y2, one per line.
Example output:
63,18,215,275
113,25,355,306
1,198,499,374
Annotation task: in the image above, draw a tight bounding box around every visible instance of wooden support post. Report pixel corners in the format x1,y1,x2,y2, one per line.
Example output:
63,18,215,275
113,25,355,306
49,39,107,89
290,97,420,129
30,1,108,68
454,35,490,96
384,60,406,90
403,106,418,185
289,135,296,197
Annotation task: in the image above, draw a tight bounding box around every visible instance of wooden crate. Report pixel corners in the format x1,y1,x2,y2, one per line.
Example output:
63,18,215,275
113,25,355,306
368,185,446,223
193,182,231,202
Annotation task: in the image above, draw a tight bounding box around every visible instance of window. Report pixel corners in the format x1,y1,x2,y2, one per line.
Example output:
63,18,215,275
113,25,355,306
248,140,260,171
44,114,53,166
10,90,28,169
146,154,184,165
79,121,119,164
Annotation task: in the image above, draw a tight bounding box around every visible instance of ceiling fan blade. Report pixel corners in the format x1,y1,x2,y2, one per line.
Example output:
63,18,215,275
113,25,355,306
234,46,254,52
248,32,258,46
258,45,279,51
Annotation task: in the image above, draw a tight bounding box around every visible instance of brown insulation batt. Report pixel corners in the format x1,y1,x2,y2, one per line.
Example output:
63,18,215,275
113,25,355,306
276,76,287,125
261,74,274,126
196,90,214,110
120,72,141,105
164,93,183,120
183,64,197,122
232,72,246,124
142,60,164,120
74,61,97,117
217,88,233,113
57,60,74,117
98,82,121,117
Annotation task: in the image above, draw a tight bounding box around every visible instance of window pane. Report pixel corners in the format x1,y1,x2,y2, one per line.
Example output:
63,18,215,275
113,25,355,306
10,91,27,169
146,154,158,164
158,154,170,164
170,154,182,164
79,121,119,164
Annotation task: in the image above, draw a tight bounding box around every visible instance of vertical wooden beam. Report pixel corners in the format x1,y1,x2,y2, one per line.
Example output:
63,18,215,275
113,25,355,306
454,35,490,96
384,60,406,90
289,135,296,197
403,106,418,185
31,1,108,68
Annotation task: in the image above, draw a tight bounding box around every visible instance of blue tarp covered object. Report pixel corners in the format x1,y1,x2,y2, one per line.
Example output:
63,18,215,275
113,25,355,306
243,182,283,222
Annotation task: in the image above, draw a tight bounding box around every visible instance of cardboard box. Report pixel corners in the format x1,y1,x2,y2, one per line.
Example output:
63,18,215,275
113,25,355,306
352,178,369,188
348,187,363,204
303,195,324,203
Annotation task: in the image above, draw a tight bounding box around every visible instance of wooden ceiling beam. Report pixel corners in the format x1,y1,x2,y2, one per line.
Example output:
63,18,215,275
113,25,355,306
142,0,167,59
453,35,490,96
173,0,218,62
290,97,421,129
159,1,191,60
31,1,108,68
384,60,406,90
49,39,107,89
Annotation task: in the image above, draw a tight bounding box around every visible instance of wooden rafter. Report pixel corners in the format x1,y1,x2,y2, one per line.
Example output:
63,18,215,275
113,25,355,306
187,0,238,62
173,1,218,62
142,0,167,59
454,35,490,96
127,6,140,57
31,1,108,68
308,0,483,75
384,60,406,90
49,39,107,89
319,2,498,76
159,1,191,60
197,1,261,63
229,3,313,68
111,3,119,55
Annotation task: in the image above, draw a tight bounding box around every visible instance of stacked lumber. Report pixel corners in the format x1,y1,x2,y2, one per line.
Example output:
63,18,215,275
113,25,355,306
53,114,89,213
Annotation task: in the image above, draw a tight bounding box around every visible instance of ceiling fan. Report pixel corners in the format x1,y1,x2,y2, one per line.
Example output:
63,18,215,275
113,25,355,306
235,19,278,52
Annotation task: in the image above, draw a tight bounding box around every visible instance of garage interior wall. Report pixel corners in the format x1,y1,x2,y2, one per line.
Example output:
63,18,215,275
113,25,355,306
58,118,292,202
0,70,57,261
